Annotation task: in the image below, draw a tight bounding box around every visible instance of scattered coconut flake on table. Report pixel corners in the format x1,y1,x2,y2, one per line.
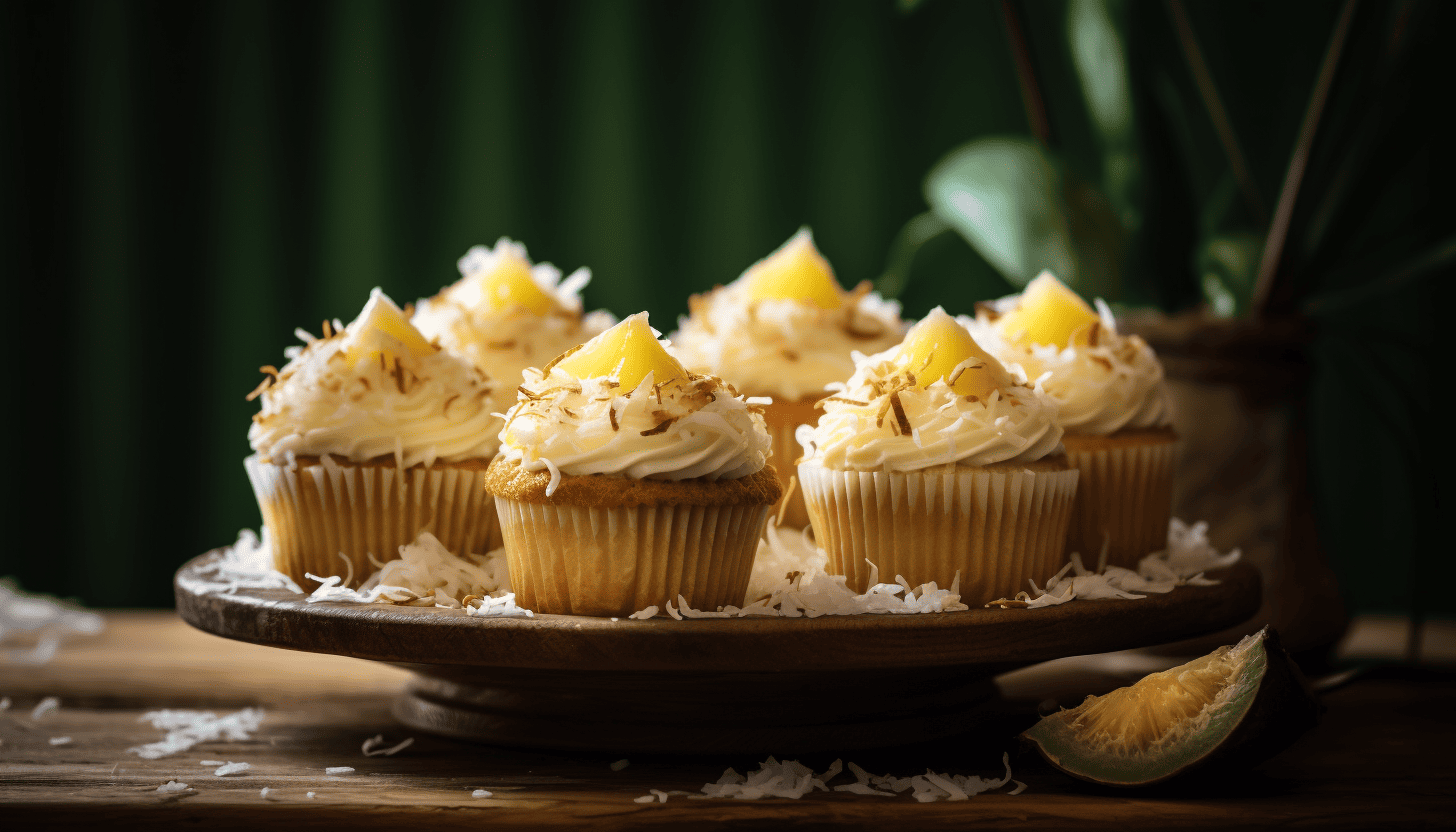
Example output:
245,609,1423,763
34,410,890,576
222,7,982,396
325,766,355,775
128,708,265,760
307,792,316,799
200,760,226,766
472,789,493,798
987,519,1242,609
0,579,105,666
48,736,71,745
213,761,251,776
0,696,10,710
684,754,1019,802
361,734,414,757
30,696,60,722
259,787,274,799
156,781,190,794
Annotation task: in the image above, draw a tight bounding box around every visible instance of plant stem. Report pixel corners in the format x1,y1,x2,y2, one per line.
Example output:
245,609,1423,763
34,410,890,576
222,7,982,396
1251,0,1359,319
1000,0,1051,146
1165,0,1266,227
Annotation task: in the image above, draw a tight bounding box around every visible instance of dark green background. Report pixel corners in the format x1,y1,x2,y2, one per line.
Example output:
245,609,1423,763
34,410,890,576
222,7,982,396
1,0,1448,617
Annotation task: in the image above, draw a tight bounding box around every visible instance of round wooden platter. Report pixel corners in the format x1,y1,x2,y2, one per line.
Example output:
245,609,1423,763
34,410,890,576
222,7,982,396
176,551,1260,755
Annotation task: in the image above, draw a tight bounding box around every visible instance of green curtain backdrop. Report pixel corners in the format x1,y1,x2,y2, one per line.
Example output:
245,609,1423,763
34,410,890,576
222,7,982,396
1,0,1449,616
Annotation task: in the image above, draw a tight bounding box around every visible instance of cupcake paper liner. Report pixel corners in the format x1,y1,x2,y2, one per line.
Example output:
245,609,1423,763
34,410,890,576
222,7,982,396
245,454,501,586
760,396,822,530
1061,432,1179,570
798,462,1079,605
495,498,768,616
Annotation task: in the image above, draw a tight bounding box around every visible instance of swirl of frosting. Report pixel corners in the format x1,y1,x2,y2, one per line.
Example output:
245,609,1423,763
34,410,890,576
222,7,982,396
496,314,772,496
797,308,1065,472
961,293,1172,435
670,229,905,400
412,238,614,411
248,288,500,468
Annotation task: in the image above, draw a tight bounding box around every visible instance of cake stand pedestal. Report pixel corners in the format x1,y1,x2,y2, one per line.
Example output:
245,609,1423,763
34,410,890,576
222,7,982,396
176,552,1260,754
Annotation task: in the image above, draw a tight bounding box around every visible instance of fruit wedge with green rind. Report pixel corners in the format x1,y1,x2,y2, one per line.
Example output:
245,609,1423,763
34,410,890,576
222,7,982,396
1021,627,1320,787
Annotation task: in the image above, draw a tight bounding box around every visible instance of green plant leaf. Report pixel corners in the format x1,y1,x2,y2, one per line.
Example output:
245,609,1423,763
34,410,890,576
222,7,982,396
925,137,1078,290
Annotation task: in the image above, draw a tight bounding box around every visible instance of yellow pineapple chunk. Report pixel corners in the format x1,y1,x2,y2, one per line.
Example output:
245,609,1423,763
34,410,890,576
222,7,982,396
995,271,1100,348
554,312,688,390
742,228,842,310
343,288,437,365
897,308,1012,400
475,246,554,316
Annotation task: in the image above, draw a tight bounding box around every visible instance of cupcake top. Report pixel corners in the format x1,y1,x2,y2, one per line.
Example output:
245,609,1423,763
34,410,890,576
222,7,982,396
670,228,905,400
248,288,499,468
412,238,614,410
496,313,775,496
960,271,1172,435
797,308,1065,472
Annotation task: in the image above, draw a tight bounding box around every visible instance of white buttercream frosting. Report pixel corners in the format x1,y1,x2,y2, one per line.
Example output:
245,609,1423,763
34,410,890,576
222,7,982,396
797,311,1065,472
412,238,614,411
960,296,1172,435
670,252,904,400
497,340,772,496
249,289,500,468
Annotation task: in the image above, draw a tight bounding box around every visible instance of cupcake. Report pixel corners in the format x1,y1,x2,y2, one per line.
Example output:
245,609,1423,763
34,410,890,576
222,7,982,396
486,313,782,616
962,271,1176,569
796,308,1078,604
246,289,502,586
671,228,904,528
412,238,614,413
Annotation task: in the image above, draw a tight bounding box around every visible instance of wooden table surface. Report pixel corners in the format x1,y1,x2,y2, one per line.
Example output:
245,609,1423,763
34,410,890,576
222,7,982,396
2,612,1452,829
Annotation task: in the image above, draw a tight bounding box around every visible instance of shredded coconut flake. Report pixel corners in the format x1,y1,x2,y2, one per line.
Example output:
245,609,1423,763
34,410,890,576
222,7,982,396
987,519,1241,609
49,736,72,746
196,530,533,617
639,524,968,619
325,766,354,775
472,789,493,798
30,696,60,722
0,580,104,666
128,708,265,760
156,780,190,794
361,735,413,757
214,761,251,776
687,754,1016,803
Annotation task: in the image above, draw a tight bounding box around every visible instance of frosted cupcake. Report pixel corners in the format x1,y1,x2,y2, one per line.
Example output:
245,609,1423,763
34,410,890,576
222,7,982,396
671,228,904,528
413,238,614,413
797,308,1078,604
246,289,502,586
486,313,782,616
962,272,1176,569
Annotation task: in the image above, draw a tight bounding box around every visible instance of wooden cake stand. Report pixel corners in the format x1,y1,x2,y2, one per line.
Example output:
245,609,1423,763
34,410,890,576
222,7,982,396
175,551,1260,754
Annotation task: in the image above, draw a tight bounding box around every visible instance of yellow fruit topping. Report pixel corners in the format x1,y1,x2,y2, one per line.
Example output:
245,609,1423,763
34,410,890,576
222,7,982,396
554,312,688,390
995,271,1101,348
898,308,1012,400
343,288,437,365
742,228,842,310
474,245,554,316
